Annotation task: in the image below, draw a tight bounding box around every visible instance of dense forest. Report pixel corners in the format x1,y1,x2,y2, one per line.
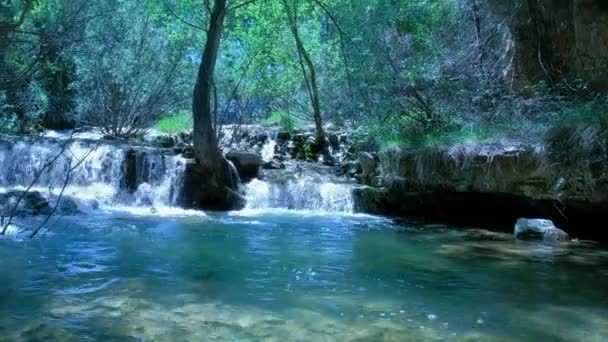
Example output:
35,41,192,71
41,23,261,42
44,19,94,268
3,0,606,144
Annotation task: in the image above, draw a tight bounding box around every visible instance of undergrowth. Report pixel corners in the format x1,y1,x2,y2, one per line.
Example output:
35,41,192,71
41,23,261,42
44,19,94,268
351,95,608,152
262,109,299,133
154,110,192,133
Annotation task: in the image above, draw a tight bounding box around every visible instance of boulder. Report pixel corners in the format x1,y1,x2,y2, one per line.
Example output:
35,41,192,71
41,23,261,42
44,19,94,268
358,152,377,186
353,186,390,214
0,191,51,216
226,151,264,181
57,197,81,215
514,218,570,241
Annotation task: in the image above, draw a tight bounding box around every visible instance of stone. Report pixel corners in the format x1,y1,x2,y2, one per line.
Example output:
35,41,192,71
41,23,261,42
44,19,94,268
277,131,291,143
124,149,138,193
84,199,99,210
514,218,570,241
350,139,608,240
263,160,286,170
328,133,340,150
0,191,50,216
173,143,195,159
358,152,377,186
352,186,390,215
143,131,176,148
57,197,81,215
338,160,360,178
182,146,195,159
226,151,264,181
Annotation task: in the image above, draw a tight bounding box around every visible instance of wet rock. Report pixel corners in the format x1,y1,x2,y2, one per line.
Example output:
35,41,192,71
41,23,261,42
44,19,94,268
263,159,286,170
182,146,195,159
226,151,264,181
277,131,291,143
177,131,193,144
352,186,389,214
0,191,51,216
124,149,138,193
173,143,195,159
338,160,360,178
83,199,99,210
57,197,81,215
144,131,176,148
328,133,340,150
353,140,608,241
515,218,570,241
358,152,377,186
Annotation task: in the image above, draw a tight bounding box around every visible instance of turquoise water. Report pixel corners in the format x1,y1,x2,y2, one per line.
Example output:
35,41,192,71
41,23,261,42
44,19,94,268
1,210,608,341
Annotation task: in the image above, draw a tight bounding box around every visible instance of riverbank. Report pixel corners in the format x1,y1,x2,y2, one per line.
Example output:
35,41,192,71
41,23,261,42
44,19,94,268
2,123,607,242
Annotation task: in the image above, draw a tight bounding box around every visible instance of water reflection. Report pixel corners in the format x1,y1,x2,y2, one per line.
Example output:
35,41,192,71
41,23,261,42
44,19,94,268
0,213,607,341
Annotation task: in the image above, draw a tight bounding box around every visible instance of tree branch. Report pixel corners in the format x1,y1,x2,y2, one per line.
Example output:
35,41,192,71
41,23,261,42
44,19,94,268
229,0,260,11
30,146,96,238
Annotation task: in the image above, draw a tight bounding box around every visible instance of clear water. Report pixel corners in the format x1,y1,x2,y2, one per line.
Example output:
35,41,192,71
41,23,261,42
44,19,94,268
1,211,608,341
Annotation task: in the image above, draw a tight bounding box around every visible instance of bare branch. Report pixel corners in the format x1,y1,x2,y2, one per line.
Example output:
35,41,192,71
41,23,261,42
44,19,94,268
1,135,74,235
30,146,96,239
229,0,260,11
163,2,208,32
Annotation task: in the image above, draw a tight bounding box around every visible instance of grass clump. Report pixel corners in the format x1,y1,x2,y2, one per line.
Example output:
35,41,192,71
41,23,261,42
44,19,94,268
154,110,192,133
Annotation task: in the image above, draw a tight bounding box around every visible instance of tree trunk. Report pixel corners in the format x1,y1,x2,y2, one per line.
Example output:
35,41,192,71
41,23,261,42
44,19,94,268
193,0,226,167
282,0,327,155
184,0,244,211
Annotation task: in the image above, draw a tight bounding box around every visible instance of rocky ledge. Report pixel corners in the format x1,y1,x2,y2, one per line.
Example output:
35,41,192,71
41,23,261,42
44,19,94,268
353,132,608,241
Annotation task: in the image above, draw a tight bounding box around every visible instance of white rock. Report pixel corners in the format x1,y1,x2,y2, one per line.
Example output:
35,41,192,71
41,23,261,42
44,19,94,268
514,218,570,241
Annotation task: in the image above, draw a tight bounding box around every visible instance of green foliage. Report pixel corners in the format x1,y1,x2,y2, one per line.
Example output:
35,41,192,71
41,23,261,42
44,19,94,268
1,0,606,153
262,110,298,133
303,138,315,159
155,111,192,133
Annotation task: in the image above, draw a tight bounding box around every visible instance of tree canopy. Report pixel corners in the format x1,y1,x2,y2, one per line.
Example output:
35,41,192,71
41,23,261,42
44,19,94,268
1,0,605,149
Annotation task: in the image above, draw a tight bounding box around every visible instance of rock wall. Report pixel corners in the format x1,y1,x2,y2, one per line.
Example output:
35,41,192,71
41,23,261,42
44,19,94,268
353,137,608,241
487,0,608,91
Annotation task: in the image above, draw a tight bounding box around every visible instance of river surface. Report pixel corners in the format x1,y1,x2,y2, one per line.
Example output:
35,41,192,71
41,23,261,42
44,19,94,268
1,210,608,341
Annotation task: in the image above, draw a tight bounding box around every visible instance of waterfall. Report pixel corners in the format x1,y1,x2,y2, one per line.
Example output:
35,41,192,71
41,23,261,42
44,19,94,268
244,173,354,213
0,135,186,213
260,132,277,163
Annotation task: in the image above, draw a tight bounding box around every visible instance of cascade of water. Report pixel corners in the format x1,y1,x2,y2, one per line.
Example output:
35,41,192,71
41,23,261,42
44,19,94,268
132,154,186,208
244,177,354,212
260,131,277,163
0,136,186,212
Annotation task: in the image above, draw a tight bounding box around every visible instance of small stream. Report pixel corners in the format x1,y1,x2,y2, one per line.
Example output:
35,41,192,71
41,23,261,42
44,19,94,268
1,133,608,341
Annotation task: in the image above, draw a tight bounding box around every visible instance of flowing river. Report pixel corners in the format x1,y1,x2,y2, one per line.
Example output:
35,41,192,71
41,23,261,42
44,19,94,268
1,134,608,341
